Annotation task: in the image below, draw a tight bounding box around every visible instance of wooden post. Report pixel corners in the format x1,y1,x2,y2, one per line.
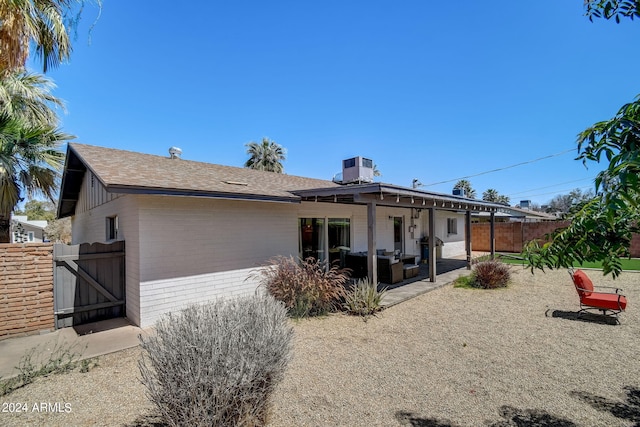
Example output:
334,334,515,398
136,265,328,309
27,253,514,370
367,201,377,284
428,207,436,282
490,211,496,260
465,210,472,269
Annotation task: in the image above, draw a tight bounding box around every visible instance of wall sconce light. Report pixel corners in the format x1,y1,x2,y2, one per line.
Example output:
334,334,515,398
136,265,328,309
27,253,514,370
396,194,400,203
388,215,394,220
411,196,414,204
422,198,426,206
380,192,384,200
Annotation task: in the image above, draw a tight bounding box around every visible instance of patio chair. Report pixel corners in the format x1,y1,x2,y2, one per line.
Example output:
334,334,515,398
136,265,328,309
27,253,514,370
378,256,403,284
569,268,627,322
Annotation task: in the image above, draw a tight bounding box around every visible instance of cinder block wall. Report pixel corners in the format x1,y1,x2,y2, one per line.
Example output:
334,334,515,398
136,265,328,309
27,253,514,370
0,243,55,339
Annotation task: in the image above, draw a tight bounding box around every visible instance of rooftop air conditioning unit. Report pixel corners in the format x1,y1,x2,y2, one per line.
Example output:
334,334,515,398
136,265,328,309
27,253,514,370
452,188,467,197
341,156,374,184
520,200,531,210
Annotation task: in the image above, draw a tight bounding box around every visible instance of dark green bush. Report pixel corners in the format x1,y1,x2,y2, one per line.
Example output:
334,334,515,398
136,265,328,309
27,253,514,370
342,278,387,316
471,260,511,289
138,294,293,427
251,256,350,317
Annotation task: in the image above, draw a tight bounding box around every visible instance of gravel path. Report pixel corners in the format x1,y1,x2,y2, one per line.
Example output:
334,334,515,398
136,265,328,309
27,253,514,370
1,268,638,426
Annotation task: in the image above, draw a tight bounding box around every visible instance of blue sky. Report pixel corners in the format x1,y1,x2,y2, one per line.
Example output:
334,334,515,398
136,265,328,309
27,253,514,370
41,1,640,206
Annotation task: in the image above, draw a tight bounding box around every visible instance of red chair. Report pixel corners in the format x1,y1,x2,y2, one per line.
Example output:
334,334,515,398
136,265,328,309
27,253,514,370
569,269,627,322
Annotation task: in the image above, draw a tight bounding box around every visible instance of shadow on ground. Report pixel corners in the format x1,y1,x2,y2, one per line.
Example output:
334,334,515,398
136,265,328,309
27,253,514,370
546,309,619,325
396,407,576,427
571,385,640,426
395,411,458,427
125,414,165,427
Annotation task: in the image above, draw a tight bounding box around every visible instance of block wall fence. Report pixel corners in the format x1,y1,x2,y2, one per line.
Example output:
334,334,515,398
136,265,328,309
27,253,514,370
0,243,55,340
471,221,640,257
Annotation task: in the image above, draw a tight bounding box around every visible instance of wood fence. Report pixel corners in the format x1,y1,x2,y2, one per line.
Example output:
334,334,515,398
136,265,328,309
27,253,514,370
53,241,125,328
471,221,640,257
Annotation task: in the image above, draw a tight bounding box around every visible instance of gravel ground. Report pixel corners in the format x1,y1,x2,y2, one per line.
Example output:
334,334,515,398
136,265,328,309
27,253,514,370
1,268,639,426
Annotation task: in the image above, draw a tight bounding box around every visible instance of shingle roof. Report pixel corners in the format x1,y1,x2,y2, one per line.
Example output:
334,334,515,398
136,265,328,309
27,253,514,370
58,143,340,217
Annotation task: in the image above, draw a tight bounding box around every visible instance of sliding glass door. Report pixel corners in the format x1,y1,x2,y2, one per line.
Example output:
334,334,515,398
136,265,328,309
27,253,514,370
299,217,350,264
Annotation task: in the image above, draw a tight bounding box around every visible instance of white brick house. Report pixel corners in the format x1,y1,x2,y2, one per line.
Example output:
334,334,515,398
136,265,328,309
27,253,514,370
58,144,500,327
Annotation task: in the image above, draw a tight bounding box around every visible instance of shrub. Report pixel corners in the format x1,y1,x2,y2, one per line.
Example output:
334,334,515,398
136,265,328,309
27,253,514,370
471,260,511,289
0,339,87,396
343,278,387,316
251,256,350,317
138,294,293,427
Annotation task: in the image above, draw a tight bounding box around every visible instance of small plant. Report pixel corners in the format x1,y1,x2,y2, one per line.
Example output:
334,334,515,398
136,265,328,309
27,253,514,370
138,293,293,427
343,278,387,316
0,339,86,396
250,256,350,317
471,260,511,289
453,274,475,289
79,357,99,373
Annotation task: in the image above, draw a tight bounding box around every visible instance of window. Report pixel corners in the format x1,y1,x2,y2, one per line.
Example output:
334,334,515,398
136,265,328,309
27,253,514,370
299,217,351,264
106,216,118,240
447,218,457,235
299,218,325,262
393,216,403,252
27,231,34,242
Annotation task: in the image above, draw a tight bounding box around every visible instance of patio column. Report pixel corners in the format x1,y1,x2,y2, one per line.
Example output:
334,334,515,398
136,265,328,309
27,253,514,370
428,207,436,282
465,210,472,269
490,211,495,260
367,200,377,284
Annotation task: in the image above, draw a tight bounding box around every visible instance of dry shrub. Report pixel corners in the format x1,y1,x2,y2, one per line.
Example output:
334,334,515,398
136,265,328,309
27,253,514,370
138,294,293,427
472,260,511,289
251,256,350,317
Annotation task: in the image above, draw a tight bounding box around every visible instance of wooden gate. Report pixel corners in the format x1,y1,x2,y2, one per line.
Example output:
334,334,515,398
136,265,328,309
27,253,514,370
53,241,125,328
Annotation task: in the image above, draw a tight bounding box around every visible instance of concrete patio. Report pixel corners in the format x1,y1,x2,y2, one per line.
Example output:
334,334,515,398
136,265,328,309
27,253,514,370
381,258,473,306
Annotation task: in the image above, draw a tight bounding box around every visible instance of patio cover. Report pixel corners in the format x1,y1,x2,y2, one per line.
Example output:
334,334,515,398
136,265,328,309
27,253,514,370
292,183,503,283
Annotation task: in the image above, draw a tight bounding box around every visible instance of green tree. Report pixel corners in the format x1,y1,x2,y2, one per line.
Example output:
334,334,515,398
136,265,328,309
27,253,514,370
525,97,640,277
584,0,639,22
15,198,55,220
244,137,286,173
453,179,476,198
0,116,71,242
524,2,640,277
547,188,595,215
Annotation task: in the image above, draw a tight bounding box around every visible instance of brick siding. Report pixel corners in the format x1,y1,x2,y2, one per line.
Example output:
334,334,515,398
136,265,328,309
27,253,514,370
0,243,55,339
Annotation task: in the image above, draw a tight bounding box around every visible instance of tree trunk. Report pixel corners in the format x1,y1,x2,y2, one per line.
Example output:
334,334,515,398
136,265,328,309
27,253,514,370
0,211,11,243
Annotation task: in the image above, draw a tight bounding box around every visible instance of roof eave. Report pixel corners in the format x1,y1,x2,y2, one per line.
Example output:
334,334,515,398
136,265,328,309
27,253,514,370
107,185,302,204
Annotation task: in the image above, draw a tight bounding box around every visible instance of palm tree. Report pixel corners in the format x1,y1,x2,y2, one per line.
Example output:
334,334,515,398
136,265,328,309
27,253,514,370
0,116,70,242
0,71,64,126
244,138,286,173
453,179,476,198
482,188,510,205
0,0,78,74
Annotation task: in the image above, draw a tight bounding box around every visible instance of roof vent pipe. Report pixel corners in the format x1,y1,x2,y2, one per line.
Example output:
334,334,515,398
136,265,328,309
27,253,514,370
169,146,182,159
